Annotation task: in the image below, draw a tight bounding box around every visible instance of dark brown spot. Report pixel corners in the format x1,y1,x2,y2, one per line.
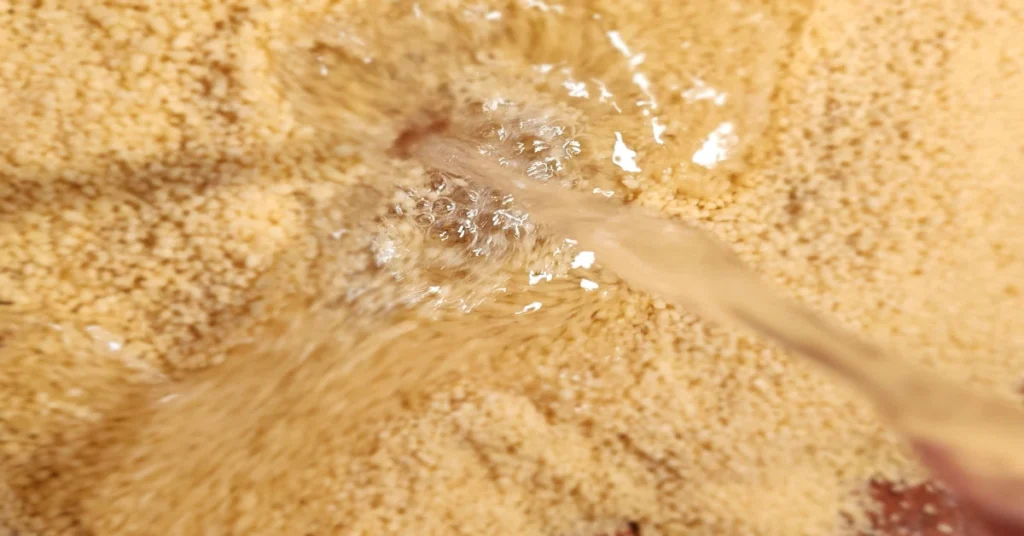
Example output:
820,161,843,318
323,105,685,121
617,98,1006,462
868,479,1007,535
390,119,451,159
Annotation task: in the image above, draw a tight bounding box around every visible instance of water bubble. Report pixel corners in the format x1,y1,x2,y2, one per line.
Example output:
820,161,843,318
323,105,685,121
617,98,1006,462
432,197,456,215
452,187,481,205
414,213,436,227
414,199,432,213
430,173,450,193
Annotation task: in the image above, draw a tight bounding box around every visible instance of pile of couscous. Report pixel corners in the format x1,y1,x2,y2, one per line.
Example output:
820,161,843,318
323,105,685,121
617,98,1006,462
2,1,1023,535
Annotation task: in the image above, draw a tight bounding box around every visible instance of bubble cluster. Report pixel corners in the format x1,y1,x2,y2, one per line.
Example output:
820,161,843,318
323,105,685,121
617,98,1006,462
385,170,533,265
381,98,584,261
358,102,591,315
474,99,584,186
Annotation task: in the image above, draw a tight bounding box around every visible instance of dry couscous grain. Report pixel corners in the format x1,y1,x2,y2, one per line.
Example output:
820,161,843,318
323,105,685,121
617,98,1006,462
2,0,1023,535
